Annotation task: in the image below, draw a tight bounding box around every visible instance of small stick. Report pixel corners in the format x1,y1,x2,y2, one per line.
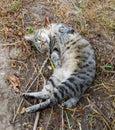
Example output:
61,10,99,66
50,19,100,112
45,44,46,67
46,107,53,130
33,112,40,130
61,107,64,130
12,99,24,123
65,111,71,129
77,121,82,130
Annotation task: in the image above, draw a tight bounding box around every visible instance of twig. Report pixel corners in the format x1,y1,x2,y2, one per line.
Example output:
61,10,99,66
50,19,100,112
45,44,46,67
46,107,53,130
33,112,40,130
92,108,112,130
77,120,82,130
11,99,24,123
25,72,35,90
61,107,64,130
65,111,71,129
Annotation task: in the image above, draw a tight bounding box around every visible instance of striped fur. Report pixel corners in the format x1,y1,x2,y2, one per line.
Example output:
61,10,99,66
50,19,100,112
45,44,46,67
23,23,96,113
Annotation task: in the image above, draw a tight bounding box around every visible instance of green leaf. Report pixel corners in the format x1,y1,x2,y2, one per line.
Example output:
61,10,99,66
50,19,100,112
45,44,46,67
103,64,113,69
28,26,34,34
10,1,20,10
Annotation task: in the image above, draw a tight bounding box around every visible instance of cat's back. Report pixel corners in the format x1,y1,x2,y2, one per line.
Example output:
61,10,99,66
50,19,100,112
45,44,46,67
61,35,95,71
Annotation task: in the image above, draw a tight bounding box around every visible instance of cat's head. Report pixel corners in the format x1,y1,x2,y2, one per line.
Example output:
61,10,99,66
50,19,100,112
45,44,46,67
24,28,50,52
24,23,76,52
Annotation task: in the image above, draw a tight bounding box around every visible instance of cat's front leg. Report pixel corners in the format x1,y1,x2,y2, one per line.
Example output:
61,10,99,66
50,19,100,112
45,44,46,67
22,91,50,100
22,85,52,100
51,51,61,68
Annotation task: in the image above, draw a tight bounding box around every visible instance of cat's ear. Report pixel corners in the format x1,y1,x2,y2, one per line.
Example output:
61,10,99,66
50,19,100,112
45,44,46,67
24,34,34,41
59,25,75,34
44,15,51,27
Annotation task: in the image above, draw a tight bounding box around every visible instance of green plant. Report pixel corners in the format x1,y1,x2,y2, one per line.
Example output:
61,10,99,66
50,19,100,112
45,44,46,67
28,26,34,34
102,63,113,69
10,1,20,10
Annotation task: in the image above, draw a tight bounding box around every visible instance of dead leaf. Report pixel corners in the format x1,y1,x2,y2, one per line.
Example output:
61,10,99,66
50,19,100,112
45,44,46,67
7,73,20,93
20,107,26,114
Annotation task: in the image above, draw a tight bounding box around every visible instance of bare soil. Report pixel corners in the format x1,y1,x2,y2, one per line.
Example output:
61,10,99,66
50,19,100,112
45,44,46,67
0,0,114,130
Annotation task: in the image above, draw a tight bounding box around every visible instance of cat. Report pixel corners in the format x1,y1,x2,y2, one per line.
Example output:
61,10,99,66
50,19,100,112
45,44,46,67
22,23,96,113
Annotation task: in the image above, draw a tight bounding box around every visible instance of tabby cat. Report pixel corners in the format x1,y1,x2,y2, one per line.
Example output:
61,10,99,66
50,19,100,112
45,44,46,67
23,23,96,113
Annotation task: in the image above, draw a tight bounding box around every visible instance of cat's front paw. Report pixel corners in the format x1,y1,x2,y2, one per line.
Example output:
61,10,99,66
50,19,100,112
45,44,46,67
51,52,61,68
22,93,35,100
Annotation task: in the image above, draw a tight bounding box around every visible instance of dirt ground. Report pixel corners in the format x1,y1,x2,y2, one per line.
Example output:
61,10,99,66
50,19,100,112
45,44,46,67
0,0,115,130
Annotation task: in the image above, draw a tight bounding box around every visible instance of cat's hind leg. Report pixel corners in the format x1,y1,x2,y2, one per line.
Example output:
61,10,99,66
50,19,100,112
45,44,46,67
61,96,81,108
25,95,57,112
25,96,80,113
26,99,51,112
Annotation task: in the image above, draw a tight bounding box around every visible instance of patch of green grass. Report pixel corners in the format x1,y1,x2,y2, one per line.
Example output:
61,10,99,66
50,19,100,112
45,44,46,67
10,1,20,10
102,64,113,69
28,26,34,34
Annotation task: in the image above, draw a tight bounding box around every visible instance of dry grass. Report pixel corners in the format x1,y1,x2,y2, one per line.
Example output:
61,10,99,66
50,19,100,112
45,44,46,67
0,0,115,130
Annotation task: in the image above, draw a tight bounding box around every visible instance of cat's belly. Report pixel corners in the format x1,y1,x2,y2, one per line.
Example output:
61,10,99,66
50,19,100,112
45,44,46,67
53,68,73,82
